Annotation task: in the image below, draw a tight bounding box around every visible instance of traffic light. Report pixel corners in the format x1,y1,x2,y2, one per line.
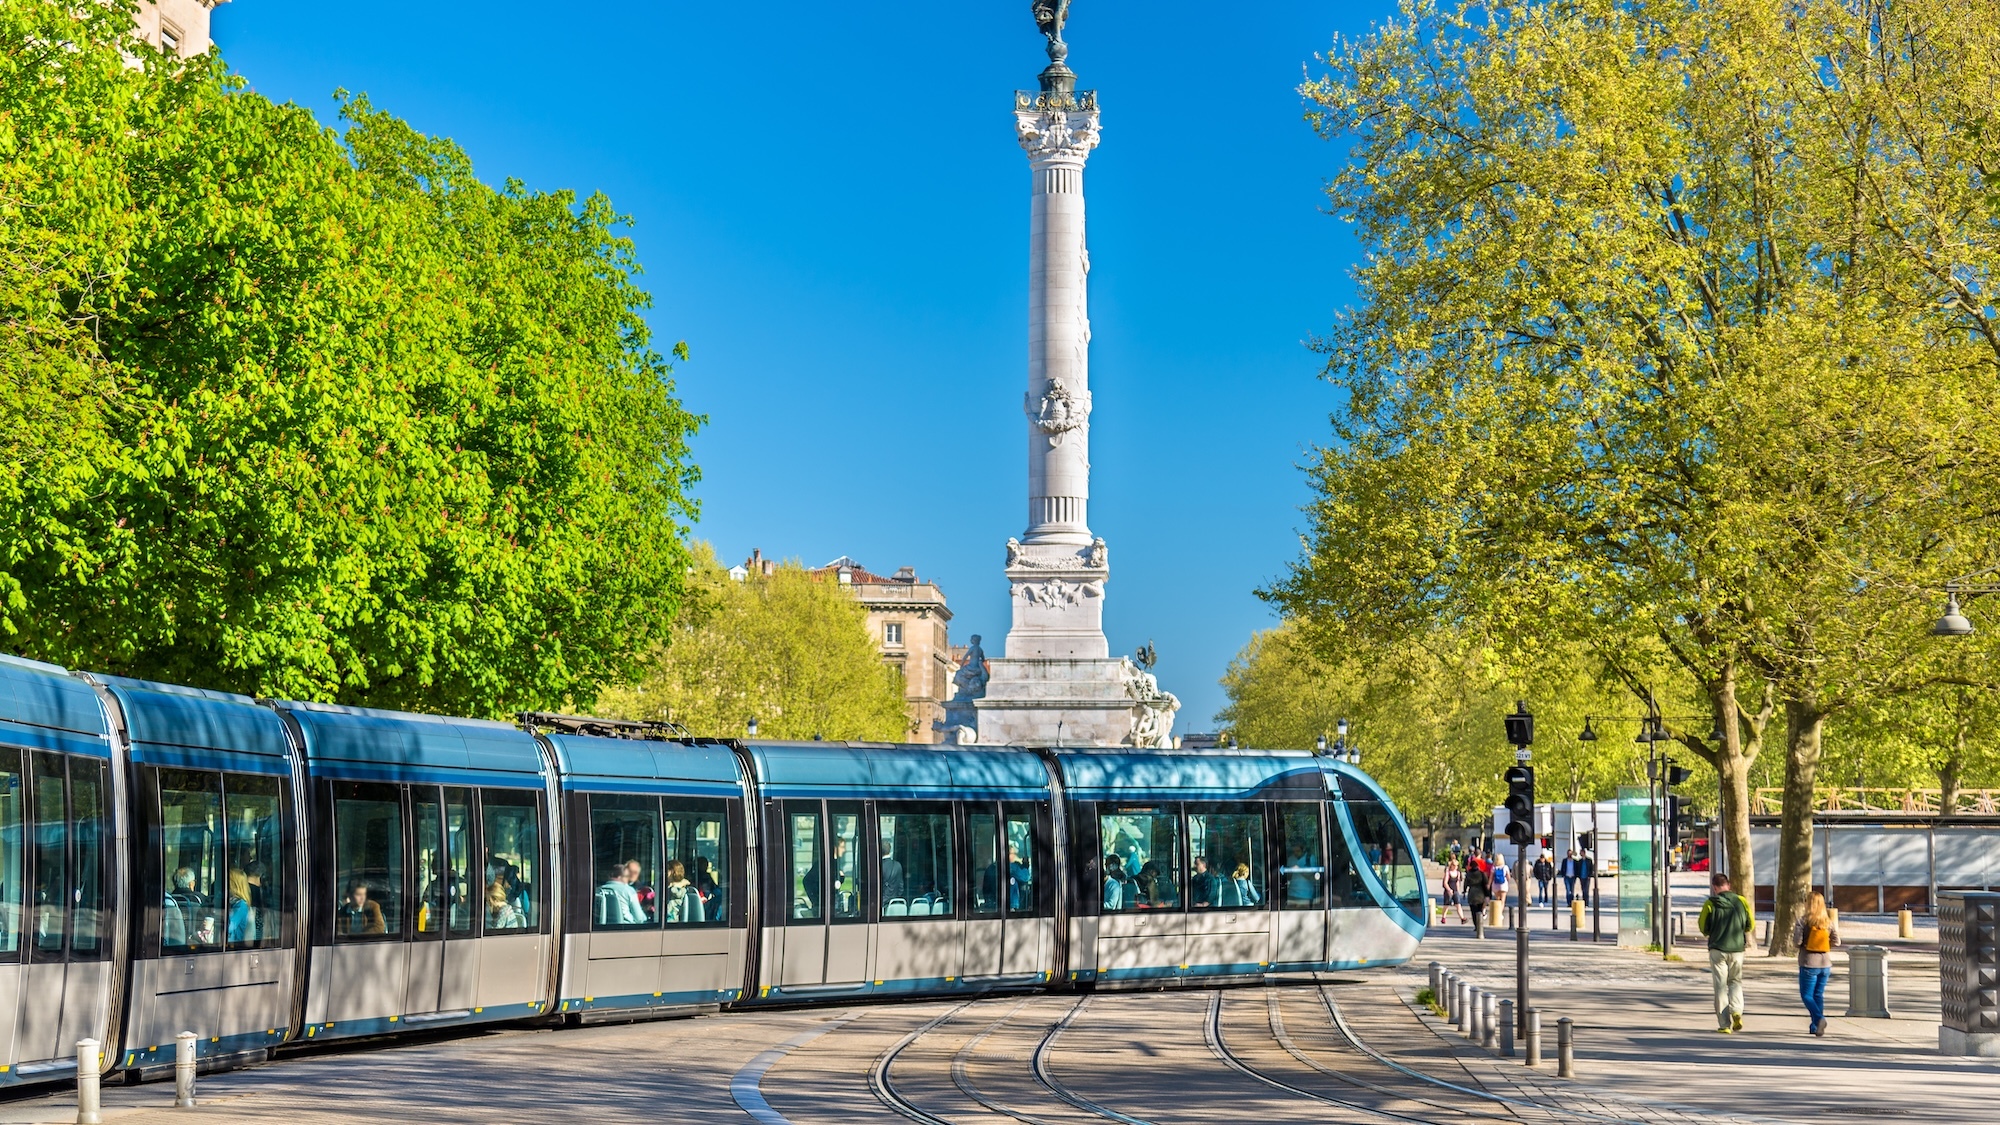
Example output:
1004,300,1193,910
1504,702,1535,748
1503,764,1535,846
1666,765,1692,787
1578,830,1593,853
1540,835,1552,851
1668,796,1695,838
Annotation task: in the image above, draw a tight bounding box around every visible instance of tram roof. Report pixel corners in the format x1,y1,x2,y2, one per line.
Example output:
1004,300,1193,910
0,654,110,757
279,699,545,784
93,674,292,773
544,733,742,795
1054,748,1329,800
745,741,1050,800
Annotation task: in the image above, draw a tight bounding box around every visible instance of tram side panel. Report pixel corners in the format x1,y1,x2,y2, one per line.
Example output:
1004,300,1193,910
290,705,558,1042
0,656,126,1088
102,677,300,1073
547,734,749,1020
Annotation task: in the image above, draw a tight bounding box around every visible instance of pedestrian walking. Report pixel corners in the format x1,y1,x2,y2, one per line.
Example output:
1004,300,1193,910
1441,858,1466,922
1490,853,1509,921
1577,847,1596,905
1791,891,1840,1036
1533,852,1555,906
1465,858,1492,938
1697,872,1754,1032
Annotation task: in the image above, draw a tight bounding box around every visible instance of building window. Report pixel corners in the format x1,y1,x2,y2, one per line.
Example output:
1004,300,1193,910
883,622,903,646
160,22,182,53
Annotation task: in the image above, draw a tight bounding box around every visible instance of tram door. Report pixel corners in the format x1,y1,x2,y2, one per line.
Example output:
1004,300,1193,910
1274,803,1329,965
404,787,478,1016
15,752,113,1066
774,800,867,991
966,805,1043,979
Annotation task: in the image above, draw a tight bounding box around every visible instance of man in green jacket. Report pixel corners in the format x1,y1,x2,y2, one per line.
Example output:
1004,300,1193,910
1697,872,1754,1032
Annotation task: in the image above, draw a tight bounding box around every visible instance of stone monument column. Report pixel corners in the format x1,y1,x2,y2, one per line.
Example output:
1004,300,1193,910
958,5,1179,748
1000,26,1109,664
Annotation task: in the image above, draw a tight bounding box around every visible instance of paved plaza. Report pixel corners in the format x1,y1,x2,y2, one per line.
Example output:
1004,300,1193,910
1,899,1984,1125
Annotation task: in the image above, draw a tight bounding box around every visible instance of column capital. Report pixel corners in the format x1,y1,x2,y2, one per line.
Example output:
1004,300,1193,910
1014,97,1101,165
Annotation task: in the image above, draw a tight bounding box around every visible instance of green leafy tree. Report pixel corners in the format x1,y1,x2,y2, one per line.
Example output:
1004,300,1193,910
1280,0,2000,950
596,548,910,742
1219,622,1649,835
0,5,701,716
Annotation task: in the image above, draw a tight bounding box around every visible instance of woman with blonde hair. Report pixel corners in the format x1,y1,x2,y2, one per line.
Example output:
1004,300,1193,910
225,868,254,943
1441,858,1466,923
1790,891,1840,1036
486,878,524,930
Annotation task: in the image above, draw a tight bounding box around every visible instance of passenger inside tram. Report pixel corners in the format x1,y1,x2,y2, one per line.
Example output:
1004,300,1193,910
624,859,655,921
1225,862,1260,907
1190,855,1219,907
225,868,253,942
1102,853,1129,910
336,881,386,935
594,862,644,926
662,860,705,923
880,841,905,902
692,856,721,917
486,877,524,929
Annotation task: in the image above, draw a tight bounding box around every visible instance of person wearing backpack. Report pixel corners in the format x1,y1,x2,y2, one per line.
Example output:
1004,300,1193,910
1697,871,1754,1032
1790,891,1841,1036
1464,858,1492,938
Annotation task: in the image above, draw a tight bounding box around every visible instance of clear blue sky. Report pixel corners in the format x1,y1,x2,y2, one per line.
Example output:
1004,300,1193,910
214,2,1392,731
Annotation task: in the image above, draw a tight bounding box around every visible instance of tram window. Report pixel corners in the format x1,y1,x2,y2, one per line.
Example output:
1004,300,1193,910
1277,804,1326,911
1188,805,1265,911
786,803,823,922
827,802,865,923
878,805,953,919
30,752,67,955
70,758,107,958
1345,799,1425,917
224,774,284,949
662,799,728,926
0,748,20,957
1324,802,1374,908
333,781,404,939
1002,806,1040,917
443,788,474,934
970,810,1000,917
590,794,662,929
160,769,224,952
480,789,540,933
1099,807,1181,913
412,788,446,936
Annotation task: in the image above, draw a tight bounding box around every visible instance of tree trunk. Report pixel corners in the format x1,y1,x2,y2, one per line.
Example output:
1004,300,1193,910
1711,664,1755,894
1939,727,1964,817
1770,697,1826,957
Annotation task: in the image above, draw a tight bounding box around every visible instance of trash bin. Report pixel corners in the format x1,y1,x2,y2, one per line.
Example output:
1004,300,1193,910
1845,944,1890,1018
1938,891,2000,1057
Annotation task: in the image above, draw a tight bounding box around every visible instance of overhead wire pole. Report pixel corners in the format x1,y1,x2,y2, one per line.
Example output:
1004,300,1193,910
1503,702,1536,1036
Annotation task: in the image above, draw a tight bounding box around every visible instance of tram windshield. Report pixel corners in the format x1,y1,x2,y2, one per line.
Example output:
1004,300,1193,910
1344,798,1425,919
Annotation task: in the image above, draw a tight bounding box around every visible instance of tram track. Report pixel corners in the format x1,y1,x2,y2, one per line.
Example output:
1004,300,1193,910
870,994,1157,1125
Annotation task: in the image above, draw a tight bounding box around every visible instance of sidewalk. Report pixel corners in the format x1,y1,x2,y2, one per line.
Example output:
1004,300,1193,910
1403,932,1989,1122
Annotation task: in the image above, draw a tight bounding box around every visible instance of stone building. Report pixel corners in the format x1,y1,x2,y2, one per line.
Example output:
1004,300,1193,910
132,1,229,58
806,557,954,744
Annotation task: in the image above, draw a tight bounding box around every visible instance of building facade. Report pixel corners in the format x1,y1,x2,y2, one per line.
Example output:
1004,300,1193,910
132,0,229,58
807,557,953,744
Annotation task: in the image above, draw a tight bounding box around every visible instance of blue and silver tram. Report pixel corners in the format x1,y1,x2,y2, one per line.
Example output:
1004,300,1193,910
0,653,1426,1090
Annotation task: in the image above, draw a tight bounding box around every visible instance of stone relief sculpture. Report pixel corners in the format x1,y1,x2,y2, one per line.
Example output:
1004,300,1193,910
952,635,990,700
1032,379,1088,446
1087,537,1108,569
1006,538,1023,568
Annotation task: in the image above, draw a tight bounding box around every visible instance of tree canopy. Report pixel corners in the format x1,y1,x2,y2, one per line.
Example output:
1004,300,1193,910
1268,0,2000,947
595,548,911,742
0,2,701,716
